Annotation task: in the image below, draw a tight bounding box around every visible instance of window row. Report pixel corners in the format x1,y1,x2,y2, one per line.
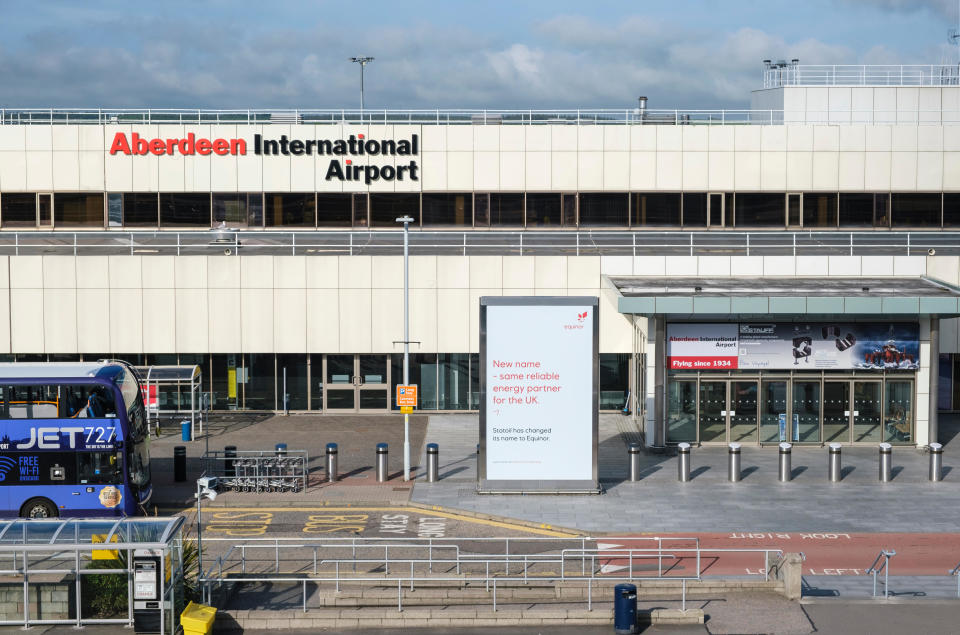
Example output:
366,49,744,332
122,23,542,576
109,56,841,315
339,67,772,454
0,353,632,412
1,192,958,229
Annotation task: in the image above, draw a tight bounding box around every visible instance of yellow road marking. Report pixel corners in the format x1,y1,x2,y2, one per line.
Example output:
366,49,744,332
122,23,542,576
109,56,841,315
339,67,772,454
161,506,576,537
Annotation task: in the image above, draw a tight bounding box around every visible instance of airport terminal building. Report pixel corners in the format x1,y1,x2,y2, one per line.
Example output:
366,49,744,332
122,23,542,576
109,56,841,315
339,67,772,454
1,63,960,449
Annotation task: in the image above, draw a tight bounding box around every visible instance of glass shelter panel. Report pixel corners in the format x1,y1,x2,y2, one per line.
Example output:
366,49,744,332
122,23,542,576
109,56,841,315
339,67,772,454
823,381,849,444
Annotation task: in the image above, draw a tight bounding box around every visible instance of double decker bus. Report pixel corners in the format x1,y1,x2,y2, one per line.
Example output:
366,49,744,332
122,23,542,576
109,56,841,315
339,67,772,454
0,362,151,518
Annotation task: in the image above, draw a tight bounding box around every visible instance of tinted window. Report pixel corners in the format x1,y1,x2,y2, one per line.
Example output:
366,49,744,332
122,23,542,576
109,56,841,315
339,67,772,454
803,193,837,228
370,193,419,227
1,193,37,227
945,193,960,227
422,194,471,227
122,193,159,226
490,194,524,227
525,194,562,227
54,193,104,226
734,194,783,226
579,193,628,227
839,193,875,226
316,194,353,227
265,193,315,227
160,193,210,226
891,193,941,227
682,193,707,227
633,193,681,226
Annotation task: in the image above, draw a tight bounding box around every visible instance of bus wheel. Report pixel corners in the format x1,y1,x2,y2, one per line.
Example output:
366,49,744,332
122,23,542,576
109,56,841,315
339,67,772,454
21,498,58,519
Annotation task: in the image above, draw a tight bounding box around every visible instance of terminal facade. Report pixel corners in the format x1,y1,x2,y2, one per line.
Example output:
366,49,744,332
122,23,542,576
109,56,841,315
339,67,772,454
0,63,959,449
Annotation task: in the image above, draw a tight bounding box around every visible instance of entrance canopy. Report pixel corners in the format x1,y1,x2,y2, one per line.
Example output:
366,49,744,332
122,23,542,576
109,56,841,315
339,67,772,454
614,276,960,319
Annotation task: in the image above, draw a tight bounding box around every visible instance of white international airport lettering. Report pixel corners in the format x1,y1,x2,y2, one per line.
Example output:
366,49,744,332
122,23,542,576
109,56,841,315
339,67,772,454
109,132,420,185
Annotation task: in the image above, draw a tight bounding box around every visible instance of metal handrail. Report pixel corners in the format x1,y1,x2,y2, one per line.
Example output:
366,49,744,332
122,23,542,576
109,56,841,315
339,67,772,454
3,106,960,126
866,549,896,598
950,560,960,598
0,229,956,258
764,64,960,88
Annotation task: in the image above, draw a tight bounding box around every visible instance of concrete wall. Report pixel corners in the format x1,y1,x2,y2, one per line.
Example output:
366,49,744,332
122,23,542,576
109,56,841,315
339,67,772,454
752,86,960,125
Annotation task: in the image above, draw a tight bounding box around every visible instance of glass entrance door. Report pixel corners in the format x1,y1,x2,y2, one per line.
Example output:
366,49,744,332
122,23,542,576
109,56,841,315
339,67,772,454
852,381,883,442
323,355,390,412
698,381,727,442
823,381,850,443
729,381,759,443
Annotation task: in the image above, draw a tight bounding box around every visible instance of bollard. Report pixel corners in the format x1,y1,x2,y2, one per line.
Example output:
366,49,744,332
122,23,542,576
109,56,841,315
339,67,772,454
628,443,641,481
828,443,842,482
677,442,691,482
879,443,892,482
376,443,389,482
275,443,287,458
778,442,792,482
326,443,338,483
929,443,943,482
174,446,186,482
426,443,439,482
728,443,741,482
225,445,237,478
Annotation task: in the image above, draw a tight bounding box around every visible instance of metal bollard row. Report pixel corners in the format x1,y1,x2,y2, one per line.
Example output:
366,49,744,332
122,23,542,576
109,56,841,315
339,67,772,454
657,441,947,485
326,443,338,483
426,443,439,482
628,443,641,482
376,443,389,482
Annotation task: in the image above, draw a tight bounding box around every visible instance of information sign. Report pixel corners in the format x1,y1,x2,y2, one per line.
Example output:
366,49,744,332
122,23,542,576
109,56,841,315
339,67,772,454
478,297,599,493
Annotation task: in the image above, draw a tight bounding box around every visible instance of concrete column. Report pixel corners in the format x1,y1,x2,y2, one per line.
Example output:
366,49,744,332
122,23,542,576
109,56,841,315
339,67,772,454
653,316,666,448
929,318,940,445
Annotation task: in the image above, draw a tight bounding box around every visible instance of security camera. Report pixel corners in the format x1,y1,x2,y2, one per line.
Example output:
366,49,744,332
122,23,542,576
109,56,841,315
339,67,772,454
197,476,218,490
928,248,936,256
223,248,232,256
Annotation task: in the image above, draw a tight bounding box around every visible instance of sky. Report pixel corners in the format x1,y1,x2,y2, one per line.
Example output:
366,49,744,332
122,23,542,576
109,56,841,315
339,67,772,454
0,0,957,110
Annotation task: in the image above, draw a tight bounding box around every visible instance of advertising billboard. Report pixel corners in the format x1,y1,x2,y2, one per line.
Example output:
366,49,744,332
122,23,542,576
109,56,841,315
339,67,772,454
667,322,920,371
479,297,599,493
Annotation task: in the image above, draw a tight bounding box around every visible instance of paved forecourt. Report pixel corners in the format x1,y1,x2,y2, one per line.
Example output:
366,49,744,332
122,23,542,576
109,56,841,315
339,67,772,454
412,414,960,535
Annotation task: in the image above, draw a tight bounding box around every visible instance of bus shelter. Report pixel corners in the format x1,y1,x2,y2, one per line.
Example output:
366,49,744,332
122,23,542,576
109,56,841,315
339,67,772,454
135,365,204,438
0,516,186,633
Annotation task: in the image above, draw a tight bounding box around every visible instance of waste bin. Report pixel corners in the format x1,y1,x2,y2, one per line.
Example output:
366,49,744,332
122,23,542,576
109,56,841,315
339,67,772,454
181,421,192,442
614,583,638,634
180,601,217,635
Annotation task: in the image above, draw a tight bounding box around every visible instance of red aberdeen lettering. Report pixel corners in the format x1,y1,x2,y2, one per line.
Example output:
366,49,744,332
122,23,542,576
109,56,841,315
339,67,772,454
108,132,246,156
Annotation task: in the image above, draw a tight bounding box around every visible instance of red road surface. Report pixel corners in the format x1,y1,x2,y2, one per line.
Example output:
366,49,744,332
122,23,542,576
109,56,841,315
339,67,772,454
597,533,960,577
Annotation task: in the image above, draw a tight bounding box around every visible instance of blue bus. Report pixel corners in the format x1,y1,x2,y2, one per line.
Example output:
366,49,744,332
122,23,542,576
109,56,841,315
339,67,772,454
0,362,151,518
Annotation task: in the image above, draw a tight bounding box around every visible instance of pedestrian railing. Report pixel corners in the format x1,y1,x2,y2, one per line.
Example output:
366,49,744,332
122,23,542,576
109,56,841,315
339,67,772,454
950,560,960,598
0,229,957,258
867,549,896,598
196,535,784,613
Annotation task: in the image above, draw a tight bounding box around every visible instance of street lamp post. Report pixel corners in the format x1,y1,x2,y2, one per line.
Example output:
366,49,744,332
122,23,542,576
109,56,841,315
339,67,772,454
397,215,414,480
349,56,374,113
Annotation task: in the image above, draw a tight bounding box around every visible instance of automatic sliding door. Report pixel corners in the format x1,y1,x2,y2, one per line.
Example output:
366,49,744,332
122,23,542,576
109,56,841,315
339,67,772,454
357,355,388,411
760,381,787,443
325,355,356,411
698,381,726,443
729,381,758,443
792,381,821,443
823,381,850,443
853,381,882,443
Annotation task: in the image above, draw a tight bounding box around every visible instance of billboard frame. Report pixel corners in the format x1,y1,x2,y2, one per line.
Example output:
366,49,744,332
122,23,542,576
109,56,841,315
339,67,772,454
478,296,600,494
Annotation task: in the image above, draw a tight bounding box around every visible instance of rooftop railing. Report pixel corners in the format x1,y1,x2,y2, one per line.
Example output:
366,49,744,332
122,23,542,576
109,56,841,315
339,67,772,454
763,64,960,88
2,107,960,126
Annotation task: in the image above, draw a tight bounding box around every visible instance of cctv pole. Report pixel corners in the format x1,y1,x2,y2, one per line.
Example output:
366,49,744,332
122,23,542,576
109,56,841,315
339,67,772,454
350,57,374,116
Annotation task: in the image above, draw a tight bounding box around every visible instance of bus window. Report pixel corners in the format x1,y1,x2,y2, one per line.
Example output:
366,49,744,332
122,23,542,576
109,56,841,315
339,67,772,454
77,452,123,485
2,385,60,419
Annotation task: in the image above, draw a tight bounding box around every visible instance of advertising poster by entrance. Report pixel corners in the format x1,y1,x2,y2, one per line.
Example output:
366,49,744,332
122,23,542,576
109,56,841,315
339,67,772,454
478,297,599,494
667,322,919,371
